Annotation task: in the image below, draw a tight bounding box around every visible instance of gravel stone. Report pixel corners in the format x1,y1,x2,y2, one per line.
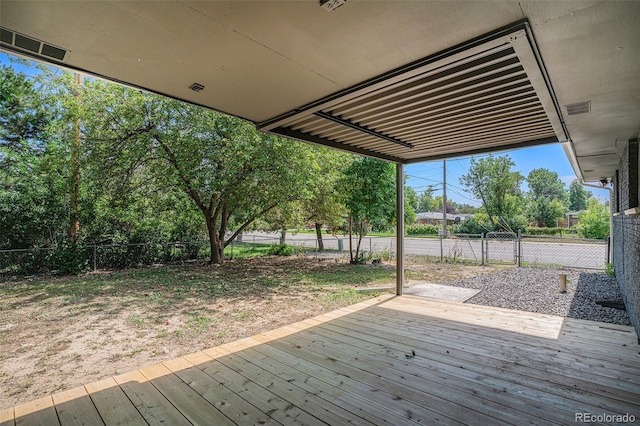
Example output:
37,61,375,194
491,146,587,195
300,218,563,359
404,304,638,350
440,267,632,326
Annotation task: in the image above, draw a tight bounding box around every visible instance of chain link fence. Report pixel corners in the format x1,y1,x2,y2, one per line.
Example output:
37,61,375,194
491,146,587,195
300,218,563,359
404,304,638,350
1,232,609,280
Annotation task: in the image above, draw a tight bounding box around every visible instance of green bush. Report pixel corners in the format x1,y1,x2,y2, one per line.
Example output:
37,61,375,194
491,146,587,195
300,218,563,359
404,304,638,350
48,241,90,275
406,224,439,235
524,227,577,236
266,243,295,256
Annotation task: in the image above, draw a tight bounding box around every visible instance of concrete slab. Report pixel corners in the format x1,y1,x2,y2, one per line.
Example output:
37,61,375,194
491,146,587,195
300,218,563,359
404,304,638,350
403,283,481,303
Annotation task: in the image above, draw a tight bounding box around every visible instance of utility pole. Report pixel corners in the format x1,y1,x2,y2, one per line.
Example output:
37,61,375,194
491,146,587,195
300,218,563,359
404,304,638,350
442,159,447,237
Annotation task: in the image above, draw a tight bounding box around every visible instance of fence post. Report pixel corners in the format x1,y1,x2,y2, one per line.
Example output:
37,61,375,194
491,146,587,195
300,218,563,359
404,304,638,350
369,237,372,254
440,234,444,263
606,236,610,264
517,229,522,267
93,245,97,271
485,234,489,265
481,234,485,265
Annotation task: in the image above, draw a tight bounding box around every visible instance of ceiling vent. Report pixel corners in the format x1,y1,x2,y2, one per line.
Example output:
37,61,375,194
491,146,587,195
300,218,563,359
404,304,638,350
565,101,591,116
0,27,68,61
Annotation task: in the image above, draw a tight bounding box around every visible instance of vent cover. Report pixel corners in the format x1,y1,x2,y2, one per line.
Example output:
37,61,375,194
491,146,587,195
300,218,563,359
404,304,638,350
565,101,591,116
0,27,68,62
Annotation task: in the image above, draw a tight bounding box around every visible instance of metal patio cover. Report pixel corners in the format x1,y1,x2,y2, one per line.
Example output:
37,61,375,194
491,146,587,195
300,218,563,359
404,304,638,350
1,1,639,182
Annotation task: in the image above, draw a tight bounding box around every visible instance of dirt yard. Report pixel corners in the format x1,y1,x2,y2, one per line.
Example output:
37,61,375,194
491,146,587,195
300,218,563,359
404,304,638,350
0,256,504,409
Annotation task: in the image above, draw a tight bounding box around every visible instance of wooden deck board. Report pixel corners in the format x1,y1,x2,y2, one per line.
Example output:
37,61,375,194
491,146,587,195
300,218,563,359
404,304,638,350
8,295,640,425
51,386,104,426
84,377,147,426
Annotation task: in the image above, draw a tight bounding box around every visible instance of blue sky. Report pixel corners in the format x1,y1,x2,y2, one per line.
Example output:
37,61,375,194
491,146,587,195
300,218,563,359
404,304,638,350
2,52,609,206
406,144,610,207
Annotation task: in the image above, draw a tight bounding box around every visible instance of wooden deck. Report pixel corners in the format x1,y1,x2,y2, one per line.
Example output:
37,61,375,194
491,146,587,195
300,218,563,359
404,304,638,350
2,294,639,425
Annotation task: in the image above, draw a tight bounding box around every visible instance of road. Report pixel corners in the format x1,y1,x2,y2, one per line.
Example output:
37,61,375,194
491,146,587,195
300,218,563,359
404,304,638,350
240,232,607,269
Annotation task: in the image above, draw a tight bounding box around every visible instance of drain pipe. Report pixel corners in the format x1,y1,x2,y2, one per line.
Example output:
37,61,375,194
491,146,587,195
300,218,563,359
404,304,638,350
580,180,613,264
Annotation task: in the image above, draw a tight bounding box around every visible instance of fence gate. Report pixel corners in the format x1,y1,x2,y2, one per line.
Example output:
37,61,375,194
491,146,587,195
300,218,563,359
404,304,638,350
485,232,518,264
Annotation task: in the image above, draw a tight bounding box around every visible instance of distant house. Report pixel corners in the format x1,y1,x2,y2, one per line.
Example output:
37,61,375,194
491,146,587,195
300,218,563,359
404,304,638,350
558,211,582,228
415,212,473,226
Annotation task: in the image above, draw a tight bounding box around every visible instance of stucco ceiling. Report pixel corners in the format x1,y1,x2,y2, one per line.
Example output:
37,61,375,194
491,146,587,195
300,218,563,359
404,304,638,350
1,1,638,181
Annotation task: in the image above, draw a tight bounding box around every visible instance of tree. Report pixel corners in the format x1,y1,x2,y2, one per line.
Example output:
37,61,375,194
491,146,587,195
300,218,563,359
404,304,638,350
301,149,350,251
526,168,568,227
527,168,567,201
577,197,609,239
404,186,417,225
416,186,436,212
341,157,396,263
459,155,525,230
0,64,70,249
569,179,590,211
83,81,313,264
0,64,49,158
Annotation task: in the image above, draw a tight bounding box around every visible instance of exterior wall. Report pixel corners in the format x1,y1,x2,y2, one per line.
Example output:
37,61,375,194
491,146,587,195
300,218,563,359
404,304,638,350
613,214,640,336
613,139,640,339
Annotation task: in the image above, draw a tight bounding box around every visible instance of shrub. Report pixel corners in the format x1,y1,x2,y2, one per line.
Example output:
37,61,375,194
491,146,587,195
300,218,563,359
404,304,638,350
266,243,295,256
524,227,571,236
48,241,90,275
406,224,439,235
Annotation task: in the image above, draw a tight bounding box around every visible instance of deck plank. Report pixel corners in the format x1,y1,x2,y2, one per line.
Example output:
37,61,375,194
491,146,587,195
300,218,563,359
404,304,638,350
184,351,326,426
163,357,281,426
112,370,191,425
84,378,147,426
51,386,104,426
322,307,640,406
0,408,14,426
204,345,377,426
138,363,235,425
14,396,60,426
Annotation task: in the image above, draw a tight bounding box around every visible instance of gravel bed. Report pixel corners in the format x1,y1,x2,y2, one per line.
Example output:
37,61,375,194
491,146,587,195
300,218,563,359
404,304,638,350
440,267,632,326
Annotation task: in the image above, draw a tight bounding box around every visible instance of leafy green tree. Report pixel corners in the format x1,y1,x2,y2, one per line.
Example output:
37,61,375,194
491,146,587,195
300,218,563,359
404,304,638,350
526,168,568,227
404,186,417,225
0,64,49,157
456,203,478,214
577,197,609,239
459,155,525,230
341,157,396,263
0,64,70,249
83,81,313,263
530,198,567,228
301,149,351,251
416,186,436,212
569,179,590,211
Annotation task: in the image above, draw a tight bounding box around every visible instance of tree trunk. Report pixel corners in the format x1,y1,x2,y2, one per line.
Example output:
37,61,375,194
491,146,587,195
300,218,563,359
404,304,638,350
355,219,364,263
315,222,324,251
280,228,286,245
348,214,354,263
206,216,224,264
68,72,82,242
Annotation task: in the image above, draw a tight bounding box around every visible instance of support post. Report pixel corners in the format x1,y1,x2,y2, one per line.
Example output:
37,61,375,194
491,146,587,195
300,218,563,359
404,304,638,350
396,163,404,296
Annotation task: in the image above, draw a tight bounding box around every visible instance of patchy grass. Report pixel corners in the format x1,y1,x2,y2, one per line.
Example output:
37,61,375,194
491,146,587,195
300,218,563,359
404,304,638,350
0,256,396,408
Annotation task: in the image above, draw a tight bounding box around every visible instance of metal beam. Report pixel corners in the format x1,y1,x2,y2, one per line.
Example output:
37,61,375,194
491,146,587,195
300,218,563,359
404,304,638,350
396,163,405,296
314,111,414,149
269,126,406,163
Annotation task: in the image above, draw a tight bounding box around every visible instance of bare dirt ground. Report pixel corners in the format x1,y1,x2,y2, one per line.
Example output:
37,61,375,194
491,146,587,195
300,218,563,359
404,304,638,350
0,256,503,409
